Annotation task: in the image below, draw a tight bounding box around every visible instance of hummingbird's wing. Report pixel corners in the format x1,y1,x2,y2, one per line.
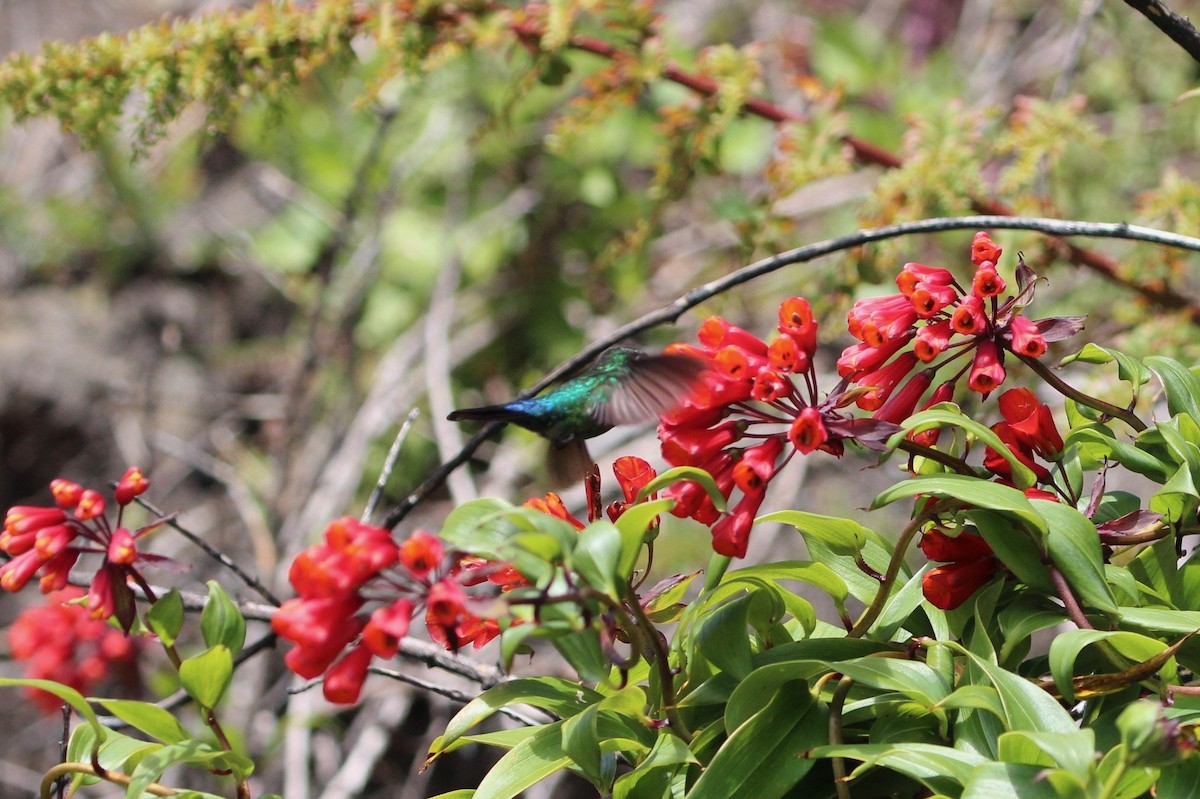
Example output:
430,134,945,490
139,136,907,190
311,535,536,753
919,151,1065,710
592,352,707,427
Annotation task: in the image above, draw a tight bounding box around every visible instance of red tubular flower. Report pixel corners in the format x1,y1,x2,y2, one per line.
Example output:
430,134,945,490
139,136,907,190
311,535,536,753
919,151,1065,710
661,421,744,467
698,317,768,355
86,565,116,620
732,438,785,494
789,407,829,454
919,528,993,561
425,578,468,628
896,262,955,296
363,598,414,658
998,388,1064,457
272,594,365,651
456,615,503,649
951,295,987,335
5,507,66,536
847,294,918,347
971,232,1003,266
751,368,791,402
910,283,959,318
613,456,657,504
971,262,1006,298
49,480,83,510
983,423,1051,482
836,333,914,378
778,297,818,355
323,644,373,704
767,336,801,372
913,319,953,363
922,558,999,610
399,531,444,579
113,467,149,506
967,341,1006,395
0,551,44,592
524,492,585,530
872,370,934,424
106,528,137,566
855,352,919,411
75,490,106,521
38,549,79,593
1007,315,1047,358
711,489,765,558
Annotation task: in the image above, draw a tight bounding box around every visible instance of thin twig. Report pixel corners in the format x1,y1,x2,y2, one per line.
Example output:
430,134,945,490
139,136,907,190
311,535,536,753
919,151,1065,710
133,495,282,607
362,408,420,523
1050,564,1095,630
383,215,1200,528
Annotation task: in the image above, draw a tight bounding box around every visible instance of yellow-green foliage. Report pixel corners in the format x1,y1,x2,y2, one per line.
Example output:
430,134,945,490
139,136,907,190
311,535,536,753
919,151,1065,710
0,0,360,148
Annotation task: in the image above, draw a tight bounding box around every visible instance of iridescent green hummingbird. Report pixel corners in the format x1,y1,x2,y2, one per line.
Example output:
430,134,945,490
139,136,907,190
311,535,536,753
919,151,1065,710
448,346,706,481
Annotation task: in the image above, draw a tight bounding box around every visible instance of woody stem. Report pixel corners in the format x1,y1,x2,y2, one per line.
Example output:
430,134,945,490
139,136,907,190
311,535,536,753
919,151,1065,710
1017,353,1148,432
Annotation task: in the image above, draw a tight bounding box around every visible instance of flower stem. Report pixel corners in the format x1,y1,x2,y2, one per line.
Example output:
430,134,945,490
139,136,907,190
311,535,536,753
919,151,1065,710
849,513,929,638
1017,353,1148,432
621,581,691,739
1049,564,1094,630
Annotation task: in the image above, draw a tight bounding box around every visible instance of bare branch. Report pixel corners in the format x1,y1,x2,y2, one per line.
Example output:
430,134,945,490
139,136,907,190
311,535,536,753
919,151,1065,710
1123,0,1200,65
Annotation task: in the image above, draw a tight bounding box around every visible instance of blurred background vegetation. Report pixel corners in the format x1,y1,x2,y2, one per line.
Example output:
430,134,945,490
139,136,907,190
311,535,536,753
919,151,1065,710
0,0,1199,795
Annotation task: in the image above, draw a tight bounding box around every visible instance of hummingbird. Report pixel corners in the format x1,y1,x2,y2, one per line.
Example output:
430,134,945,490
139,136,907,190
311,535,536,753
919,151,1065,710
448,346,707,481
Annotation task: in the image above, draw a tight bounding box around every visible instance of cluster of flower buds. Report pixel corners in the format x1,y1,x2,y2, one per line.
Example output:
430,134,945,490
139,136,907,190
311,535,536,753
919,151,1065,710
982,387,1065,485
1,468,156,632
659,297,862,558
839,232,1080,414
8,587,138,713
273,518,517,704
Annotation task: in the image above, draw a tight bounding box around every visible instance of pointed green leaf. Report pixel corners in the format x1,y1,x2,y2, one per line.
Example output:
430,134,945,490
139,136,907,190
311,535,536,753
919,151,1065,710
1034,499,1118,614
932,642,1076,733
997,729,1095,776
434,678,602,754
895,406,1036,488
961,762,1069,799
873,475,1047,536
473,721,571,799
572,520,623,598
178,645,233,709
145,589,184,647
808,743,986,794
200,581,246,657
688,681,824,799
0,678,105,741
1145,357,1200,421
639,467,727,513
95,698,190,744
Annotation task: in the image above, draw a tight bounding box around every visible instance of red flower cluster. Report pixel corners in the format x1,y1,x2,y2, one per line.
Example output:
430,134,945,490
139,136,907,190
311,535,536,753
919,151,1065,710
982,387,1065,484
1,467,158,632
839,233,1077,414
273,518,517,704
659,298,878,558
919,528,1000,610
8,587,138,713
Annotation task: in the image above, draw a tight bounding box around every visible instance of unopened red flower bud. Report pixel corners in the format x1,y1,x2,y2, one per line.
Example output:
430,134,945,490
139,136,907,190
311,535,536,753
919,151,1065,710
919,528,993,562
114,467,149,506
323,644,373,704
75,491,106,522
107,528,137,566
873,370,934,424
49,480,84,510
922,558,998,609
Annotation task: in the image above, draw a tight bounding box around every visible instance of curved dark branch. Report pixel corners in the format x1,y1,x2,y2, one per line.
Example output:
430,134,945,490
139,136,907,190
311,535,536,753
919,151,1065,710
382,215,1200,529
1123,0,1200,65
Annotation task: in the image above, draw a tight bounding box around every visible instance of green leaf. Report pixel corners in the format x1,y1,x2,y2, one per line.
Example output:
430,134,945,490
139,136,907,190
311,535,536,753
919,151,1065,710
1068,426,1171,481
553,626,612,684
473,721,572,799
178,645,233,709
696,591,770,680
759,510,897,603
997,600,1066,664
808,743,986,795
1156,756,1200,798
822,657,951,708
434,678,602,754
896,407,1037,488
1062,344,1151,390
572,520,623,598
725,560,849,607
125,740,251,798
612,733,697,799
1035,499,1118,614
1119,607,1200,635
201,581,246,657
614,498,674,572
1048,630,1172,703
873,475,1047,536
969,509,1054,594
687,681,824,799
145,589,184,647
931,642,1076,733
639,466,727,513
0,678,106,742
95,698,190,744
961,762,1069,799
1145,356,1200,421
1152,462,1200,524
997,729,1095,776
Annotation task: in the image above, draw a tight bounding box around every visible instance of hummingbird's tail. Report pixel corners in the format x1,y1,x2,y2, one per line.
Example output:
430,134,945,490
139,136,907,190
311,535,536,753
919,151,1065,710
446,403,531,424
